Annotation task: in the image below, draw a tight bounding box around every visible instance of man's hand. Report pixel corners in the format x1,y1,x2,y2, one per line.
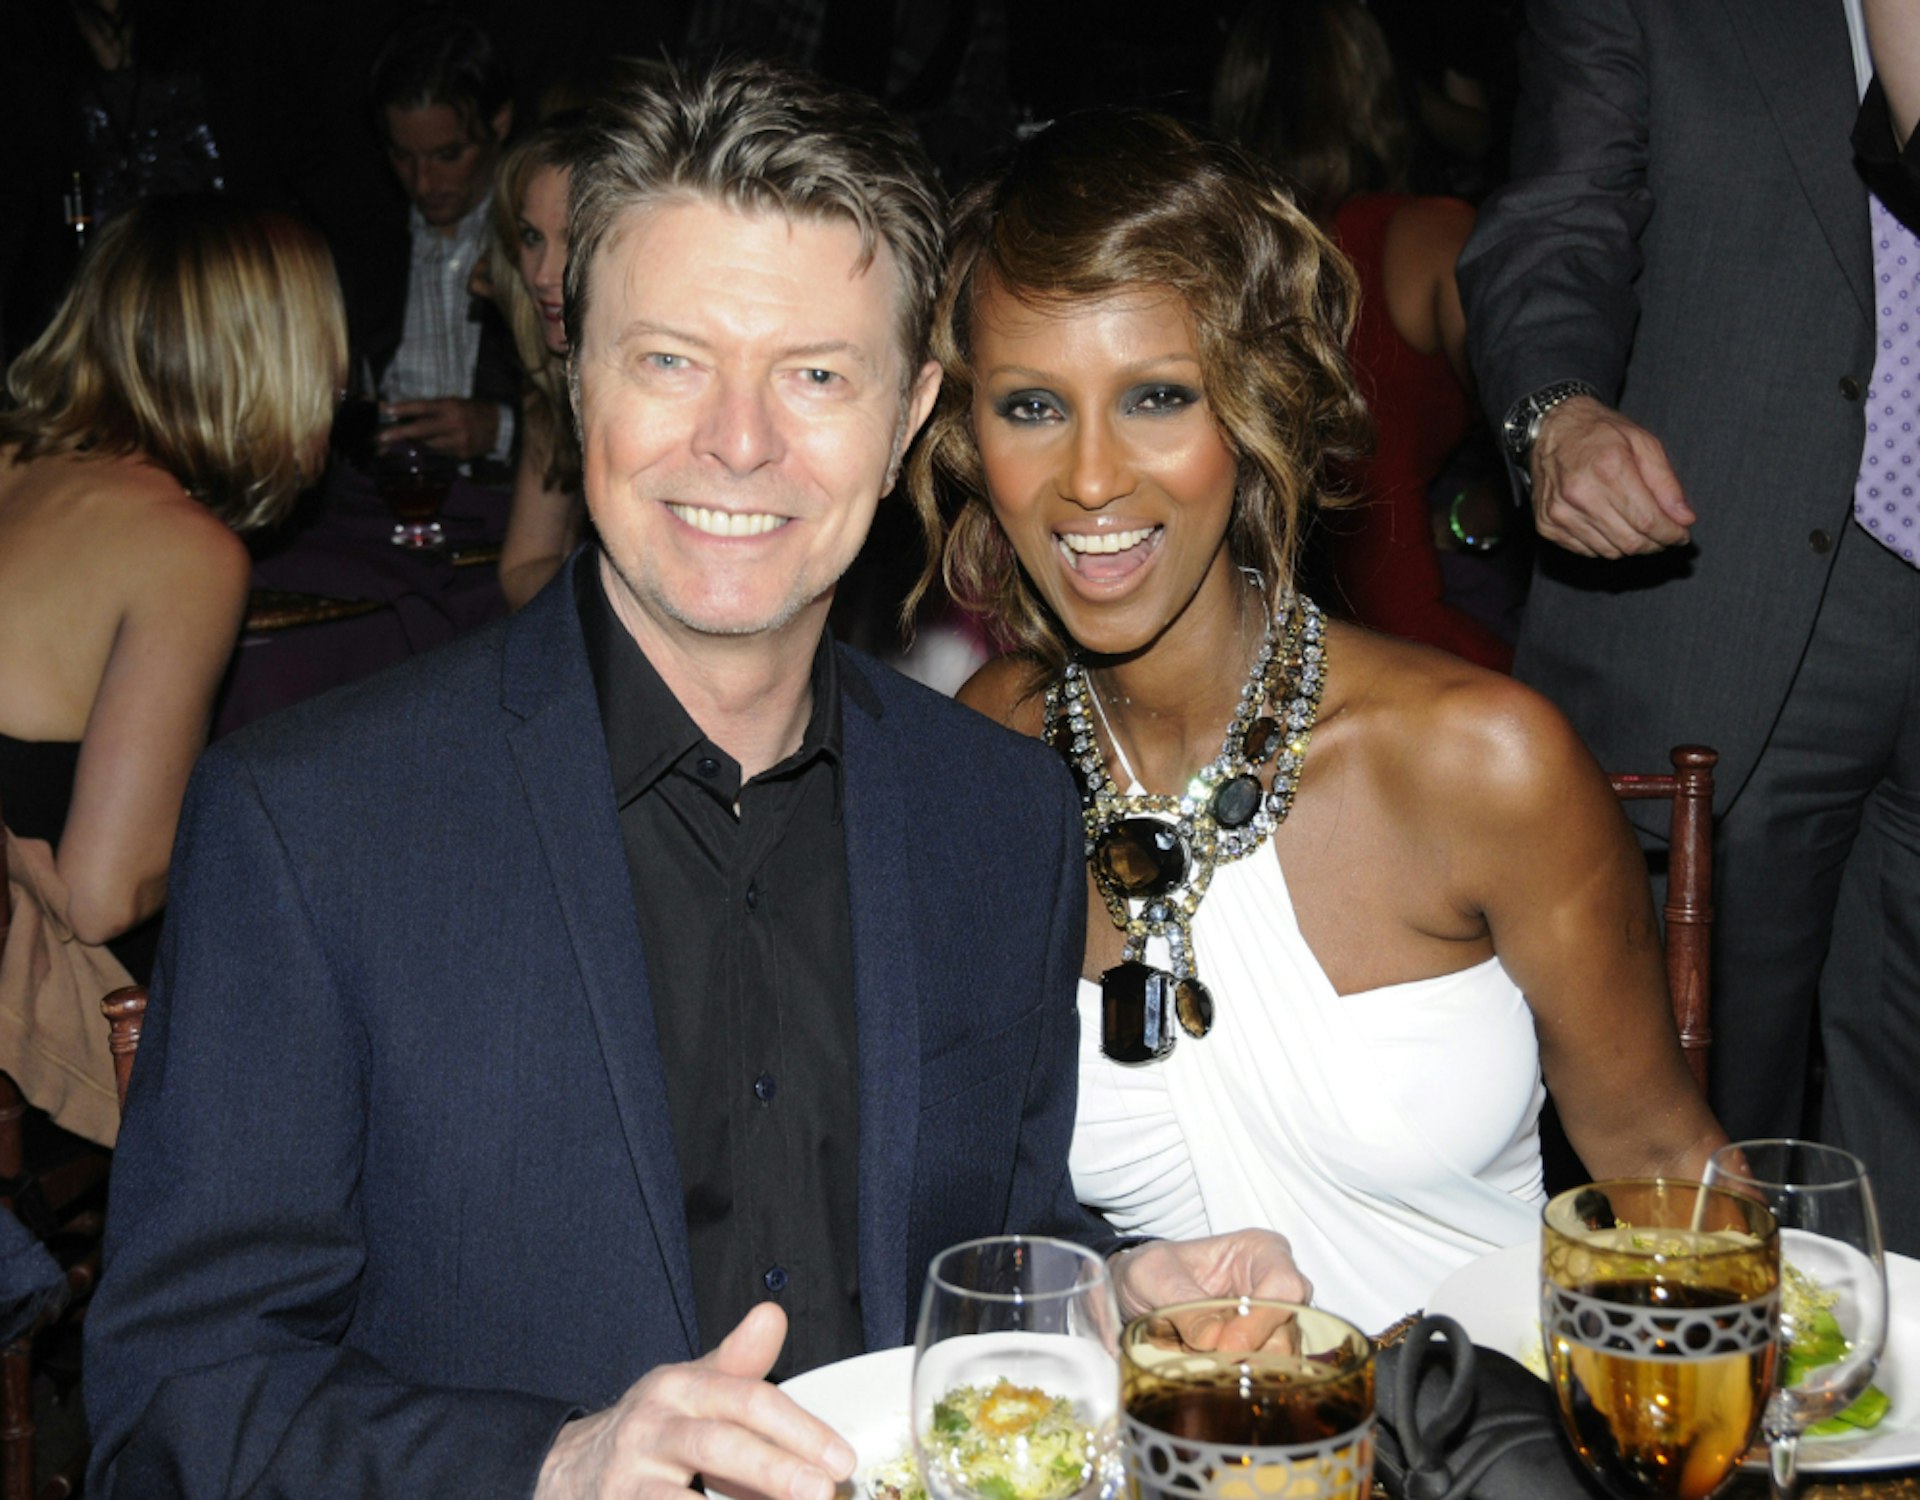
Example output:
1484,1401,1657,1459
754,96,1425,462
1528,396,1695,557
534,1303,856,1500
379,396,502,460
1109,1231,1310,1322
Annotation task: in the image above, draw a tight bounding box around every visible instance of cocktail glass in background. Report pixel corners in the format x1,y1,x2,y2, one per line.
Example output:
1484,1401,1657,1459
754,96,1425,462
1703,1141,1886,1500
913,1237,1123,1500
1121,1299,1374,1500
374,440,455,549
332,356,381,469
1541,1178,1779,1499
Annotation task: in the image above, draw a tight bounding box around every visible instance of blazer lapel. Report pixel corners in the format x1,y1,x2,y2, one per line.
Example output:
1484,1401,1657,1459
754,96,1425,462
838,656,923,1351
500,572,701,1354
1723,0,1873,325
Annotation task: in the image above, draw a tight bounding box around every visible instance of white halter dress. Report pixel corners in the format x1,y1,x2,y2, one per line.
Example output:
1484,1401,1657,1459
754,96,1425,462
1069,827,1546,1334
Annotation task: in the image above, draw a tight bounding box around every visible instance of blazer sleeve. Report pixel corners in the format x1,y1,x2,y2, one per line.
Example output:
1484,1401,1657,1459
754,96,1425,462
1454,0,1653,428
998,761,1130,1257
84,747,575,1500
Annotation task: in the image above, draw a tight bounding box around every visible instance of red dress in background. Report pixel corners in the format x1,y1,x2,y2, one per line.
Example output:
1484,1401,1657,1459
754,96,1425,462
1327,193,1512,672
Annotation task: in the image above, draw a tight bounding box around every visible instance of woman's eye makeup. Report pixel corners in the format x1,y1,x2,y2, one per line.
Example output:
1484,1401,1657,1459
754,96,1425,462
994,390,1063,423
1127,382,1200,414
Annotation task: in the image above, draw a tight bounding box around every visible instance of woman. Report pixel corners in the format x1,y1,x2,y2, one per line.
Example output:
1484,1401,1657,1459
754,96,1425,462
485,115,591,610
913,112,1725,1330
0,195,345,983
1213,0,1513,671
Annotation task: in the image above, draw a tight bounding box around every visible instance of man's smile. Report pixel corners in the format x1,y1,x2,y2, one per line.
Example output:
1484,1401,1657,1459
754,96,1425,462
665,502,791,538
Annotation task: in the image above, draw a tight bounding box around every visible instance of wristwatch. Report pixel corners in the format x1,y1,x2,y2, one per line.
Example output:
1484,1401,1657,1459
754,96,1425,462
1500,380,1601,471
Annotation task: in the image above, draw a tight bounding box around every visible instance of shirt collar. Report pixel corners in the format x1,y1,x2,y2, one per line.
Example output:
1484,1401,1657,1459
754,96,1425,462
408,191,494,262
575,551,846,812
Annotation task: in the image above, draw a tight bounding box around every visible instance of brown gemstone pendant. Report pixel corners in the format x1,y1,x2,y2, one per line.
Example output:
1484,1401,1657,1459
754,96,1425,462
1092,817,1189,898
1101,961,1178,1063
1242,715,1281,764
1174,976,1214,1038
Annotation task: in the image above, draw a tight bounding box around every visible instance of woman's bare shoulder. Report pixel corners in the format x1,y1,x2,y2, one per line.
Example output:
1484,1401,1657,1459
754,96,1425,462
40,453,253,606
1332,624,1601,826
956,653,1052,738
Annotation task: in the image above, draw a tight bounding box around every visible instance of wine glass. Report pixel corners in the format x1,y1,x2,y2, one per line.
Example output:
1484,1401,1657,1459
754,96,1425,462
372,440,455,549
913,1237,1124,1500
1540,1178,1780,1499
1703,1141,1887,1500
1121,1299,1374,1500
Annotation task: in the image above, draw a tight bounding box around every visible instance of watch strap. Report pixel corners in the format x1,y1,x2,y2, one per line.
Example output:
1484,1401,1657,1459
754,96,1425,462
1500,380,1601,469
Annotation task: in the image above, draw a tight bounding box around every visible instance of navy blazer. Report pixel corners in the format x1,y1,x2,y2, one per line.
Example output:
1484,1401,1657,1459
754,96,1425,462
85,560,1104,1499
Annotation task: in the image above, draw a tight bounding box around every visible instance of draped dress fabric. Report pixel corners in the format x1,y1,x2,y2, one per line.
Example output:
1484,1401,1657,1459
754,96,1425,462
1069,819,1546,1333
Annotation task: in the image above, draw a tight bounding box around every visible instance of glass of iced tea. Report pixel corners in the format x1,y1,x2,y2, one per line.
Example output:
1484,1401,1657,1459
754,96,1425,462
373,440,455,549
1541,1179,1780,1500
1120,1299,1374,1500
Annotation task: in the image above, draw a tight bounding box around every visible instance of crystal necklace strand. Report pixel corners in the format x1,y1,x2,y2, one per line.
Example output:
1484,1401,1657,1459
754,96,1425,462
1042,591,1326,1058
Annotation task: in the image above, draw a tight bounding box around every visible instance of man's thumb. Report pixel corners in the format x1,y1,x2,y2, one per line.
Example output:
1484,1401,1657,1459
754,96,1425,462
708,1301,789,1380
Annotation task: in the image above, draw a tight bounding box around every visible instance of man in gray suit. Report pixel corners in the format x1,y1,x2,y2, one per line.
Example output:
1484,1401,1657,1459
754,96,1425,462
1458,0,1920,1252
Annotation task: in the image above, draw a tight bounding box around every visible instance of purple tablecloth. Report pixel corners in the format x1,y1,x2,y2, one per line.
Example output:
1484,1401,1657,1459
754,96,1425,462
214,464,510,737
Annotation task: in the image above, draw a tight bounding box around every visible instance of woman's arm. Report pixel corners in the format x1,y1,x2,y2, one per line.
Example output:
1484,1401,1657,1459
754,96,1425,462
56,500,251,945
1435,677,1726,1181
499,408,583,612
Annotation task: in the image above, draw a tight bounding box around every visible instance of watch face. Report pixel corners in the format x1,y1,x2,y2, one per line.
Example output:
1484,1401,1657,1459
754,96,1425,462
1503,406,1535,459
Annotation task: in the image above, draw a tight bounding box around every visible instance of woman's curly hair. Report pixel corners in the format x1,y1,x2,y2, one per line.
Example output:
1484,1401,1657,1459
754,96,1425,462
909,108,1371,670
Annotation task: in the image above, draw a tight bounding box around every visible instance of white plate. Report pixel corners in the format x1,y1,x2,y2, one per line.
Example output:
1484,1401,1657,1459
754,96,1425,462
773,1345,917,1499
1426,1243,1920,1474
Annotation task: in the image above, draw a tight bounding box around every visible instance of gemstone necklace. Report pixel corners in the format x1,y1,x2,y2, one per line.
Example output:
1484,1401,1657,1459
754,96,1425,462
1042,591,1326,1063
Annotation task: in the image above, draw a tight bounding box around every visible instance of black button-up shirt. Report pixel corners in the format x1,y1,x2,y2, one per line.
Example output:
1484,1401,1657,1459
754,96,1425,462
577,559,864,1379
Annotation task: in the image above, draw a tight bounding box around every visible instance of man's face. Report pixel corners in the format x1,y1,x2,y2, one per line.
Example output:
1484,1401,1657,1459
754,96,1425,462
574,198,939,657
383,102,508,229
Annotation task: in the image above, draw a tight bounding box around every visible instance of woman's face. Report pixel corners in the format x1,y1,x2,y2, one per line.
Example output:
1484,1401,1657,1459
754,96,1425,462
968,280,1241,659
516,163,571,356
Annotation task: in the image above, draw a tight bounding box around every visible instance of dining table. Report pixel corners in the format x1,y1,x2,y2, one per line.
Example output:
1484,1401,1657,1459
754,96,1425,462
213,459,512,738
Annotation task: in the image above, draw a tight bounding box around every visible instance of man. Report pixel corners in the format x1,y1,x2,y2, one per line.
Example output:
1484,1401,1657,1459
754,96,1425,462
84,61,1305,1499
361,11,519,463
1457,2,1920,1249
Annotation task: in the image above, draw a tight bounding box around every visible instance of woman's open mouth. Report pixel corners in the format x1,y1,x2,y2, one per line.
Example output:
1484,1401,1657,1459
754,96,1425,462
1054,525,1163,583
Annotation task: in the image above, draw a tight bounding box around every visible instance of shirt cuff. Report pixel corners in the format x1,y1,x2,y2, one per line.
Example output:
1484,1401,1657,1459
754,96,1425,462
489,401,516,466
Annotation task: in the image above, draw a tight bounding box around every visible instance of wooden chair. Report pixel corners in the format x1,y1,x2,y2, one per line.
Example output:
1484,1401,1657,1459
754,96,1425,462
101,990,146,1115
1609,745,1716,1092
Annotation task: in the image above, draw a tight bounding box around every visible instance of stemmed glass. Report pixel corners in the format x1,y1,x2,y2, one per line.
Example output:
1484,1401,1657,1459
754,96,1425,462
372,440,455,549
913,1237,1124,1500
1703,1141,1887,1499
1540,1178,1780,1499
331,356,382,468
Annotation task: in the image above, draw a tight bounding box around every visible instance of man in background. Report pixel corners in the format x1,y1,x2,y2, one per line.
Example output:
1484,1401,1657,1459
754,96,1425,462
1458,1,1920,1250
359,10,520,463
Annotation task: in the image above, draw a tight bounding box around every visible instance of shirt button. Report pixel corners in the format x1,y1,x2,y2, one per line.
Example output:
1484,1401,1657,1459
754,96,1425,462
745,882,759,911
754,1071,777,1103
696,756,720,779
1810,529,1834,554
1840,375,1864,401
764,1265,788,1293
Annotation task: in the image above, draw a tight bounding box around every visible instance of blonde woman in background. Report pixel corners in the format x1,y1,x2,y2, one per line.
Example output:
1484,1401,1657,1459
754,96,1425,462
486,115,593,610
0,195,346,982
